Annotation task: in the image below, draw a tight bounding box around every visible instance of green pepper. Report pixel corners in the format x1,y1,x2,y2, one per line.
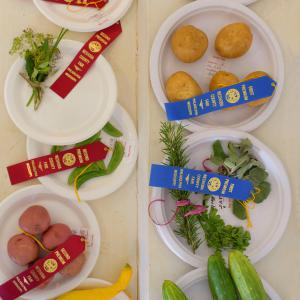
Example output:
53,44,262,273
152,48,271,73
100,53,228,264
75,132,100,147
102,122,123,137
51,145,65,154
106,141,125,174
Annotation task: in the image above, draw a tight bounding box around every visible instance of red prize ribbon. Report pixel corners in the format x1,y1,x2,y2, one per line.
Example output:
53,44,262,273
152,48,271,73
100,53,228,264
51,22,122,99
0,235,85,300
7,141,109,185
43,0,109,9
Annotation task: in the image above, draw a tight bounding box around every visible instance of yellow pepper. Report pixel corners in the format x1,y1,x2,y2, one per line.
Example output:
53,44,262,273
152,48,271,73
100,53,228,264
56,264,133,300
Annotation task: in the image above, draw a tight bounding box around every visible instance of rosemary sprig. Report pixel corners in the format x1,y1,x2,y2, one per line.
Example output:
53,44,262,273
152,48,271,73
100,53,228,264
159,122,202,253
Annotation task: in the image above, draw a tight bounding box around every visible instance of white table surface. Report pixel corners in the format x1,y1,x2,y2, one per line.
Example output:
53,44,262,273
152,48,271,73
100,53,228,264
1,1,300,300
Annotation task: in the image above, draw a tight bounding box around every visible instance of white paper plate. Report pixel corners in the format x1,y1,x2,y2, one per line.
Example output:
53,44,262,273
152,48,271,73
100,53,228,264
0,185,101,300
176,268,281,300
151,129,291,268
5,39,117,146
150,0,284,132
77,278,129,299
26,103,138,201
33,0,133,32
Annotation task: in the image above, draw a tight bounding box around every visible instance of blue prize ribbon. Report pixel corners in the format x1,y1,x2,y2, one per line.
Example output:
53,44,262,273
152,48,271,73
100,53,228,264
165,76,276,121
149,164,254,201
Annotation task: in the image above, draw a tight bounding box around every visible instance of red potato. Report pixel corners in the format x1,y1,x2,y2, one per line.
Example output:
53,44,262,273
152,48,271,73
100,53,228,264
42,223,72,250
7,234,39,266
60,253,85,278
19,205,51,235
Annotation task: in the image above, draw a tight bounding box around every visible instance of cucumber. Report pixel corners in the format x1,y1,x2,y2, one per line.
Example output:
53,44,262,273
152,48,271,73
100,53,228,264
162,280,188,300
208,253,238,300
229,250,268,300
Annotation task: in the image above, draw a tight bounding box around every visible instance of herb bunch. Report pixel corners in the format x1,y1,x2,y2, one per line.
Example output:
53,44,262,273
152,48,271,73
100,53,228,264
159,122,251,253
209,139,271,220
10,28,68,110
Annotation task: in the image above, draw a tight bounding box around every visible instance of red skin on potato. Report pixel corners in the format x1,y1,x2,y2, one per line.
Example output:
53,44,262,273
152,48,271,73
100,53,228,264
60,254,85,277
42,223,72,250
19,205,51,235
7,234,39,266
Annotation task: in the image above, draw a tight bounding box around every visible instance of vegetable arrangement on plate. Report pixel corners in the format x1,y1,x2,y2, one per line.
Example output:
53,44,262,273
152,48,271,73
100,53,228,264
9,28,68,110
51,121,125,190
162,250,268,300
204,138,271,226
7,205,85,287
159,122,251,254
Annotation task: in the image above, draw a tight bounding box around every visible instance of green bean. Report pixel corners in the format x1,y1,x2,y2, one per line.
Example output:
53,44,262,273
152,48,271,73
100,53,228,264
96,160,106,171
51,145,65,154
75,132,100,147
68,163,101,185
76,170,107,189
106,141,124,174
102,122,123,137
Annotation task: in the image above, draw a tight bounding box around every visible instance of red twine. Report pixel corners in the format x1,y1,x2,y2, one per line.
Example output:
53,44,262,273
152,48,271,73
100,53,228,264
148,199,207,226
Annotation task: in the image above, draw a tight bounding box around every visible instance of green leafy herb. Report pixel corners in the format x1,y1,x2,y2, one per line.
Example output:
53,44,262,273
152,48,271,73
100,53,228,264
10,28,68,110
159,122,202,253
209,139,271,220
198,208,251,251
254,181,271,203
158,122,251,254
232,201,247,220
210,140,227,166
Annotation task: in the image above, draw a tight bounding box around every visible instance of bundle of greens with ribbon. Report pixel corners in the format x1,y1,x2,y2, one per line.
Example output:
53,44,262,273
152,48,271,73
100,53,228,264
149,122,271,254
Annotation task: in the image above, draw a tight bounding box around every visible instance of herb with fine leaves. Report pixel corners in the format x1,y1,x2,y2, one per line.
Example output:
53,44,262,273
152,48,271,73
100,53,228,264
159,122,202,252
9,28,68,110
198,208,251,252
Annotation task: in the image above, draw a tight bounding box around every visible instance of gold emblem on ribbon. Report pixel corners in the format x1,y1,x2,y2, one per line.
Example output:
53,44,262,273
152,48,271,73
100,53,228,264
89,41,102,53
207,177,221,192
62,153,76,167
225,89,240,104
43,259,58,273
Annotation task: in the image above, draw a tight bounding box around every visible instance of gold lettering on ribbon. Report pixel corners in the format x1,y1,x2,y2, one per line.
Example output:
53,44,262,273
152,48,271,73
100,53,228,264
26,163,33,178
65,72,77,82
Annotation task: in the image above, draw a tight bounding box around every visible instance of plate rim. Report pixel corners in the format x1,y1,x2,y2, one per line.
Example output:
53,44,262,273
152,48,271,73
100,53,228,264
176,267,282,300
4,39,117,146
33,0,134,32
151,128,291,268
0,185,101,300
149,0,285,132
26,103,138,201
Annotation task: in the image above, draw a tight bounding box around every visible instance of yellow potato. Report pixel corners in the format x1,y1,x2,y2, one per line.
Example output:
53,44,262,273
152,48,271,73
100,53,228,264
171,25,208,63
165,71,203,102
215,23,253,58
209,71,239,91
243,71,272,107
209,71,239,111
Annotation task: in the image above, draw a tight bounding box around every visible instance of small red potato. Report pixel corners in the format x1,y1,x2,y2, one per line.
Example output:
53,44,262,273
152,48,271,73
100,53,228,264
7,234,39,266
19,205,51,235
60,253,85,278
42,223,72,250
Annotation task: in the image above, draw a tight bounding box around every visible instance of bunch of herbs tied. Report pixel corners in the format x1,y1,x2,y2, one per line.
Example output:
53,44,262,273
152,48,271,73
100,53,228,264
209,139,271,220
9,28,68,110
159,122,251,254
51,122,124,189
